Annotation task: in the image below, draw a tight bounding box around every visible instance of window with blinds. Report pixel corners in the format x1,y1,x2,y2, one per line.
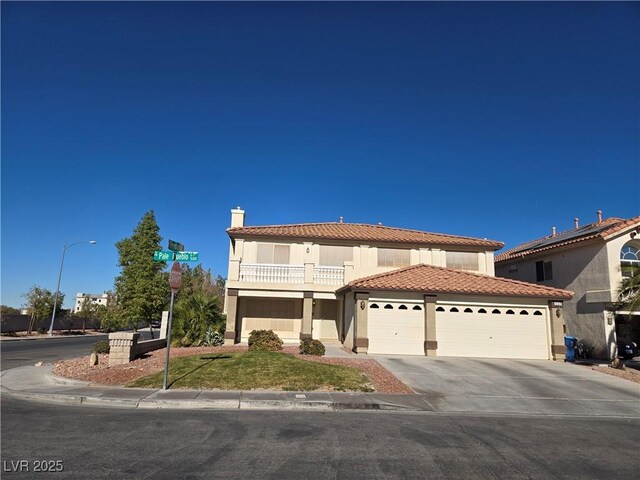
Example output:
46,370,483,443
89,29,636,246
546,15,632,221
319,245,353,266
377,248,410,267
445,252,479,271
256,243,290,264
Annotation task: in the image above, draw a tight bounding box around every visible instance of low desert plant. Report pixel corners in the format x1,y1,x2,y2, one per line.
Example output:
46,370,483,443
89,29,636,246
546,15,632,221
202,327,224,347
92,340,110,354
300,338,325,356
1,331,18,337
248,330,283,351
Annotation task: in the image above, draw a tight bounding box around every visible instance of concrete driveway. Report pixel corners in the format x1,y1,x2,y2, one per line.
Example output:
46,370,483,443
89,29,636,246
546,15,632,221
372,356,640,417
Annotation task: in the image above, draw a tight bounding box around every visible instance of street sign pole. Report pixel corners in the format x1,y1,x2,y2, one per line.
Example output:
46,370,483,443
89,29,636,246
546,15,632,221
163,261,182,391
162,290,176,391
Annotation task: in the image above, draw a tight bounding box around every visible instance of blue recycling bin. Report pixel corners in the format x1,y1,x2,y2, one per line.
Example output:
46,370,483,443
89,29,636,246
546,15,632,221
564,336,577,362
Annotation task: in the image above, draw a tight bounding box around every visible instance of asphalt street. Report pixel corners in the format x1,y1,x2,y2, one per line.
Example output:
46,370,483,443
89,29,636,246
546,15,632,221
2,396,639,480
0,331,156,371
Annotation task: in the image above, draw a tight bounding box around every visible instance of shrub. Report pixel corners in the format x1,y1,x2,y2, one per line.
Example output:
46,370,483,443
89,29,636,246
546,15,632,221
2,331,18,337
300,338,325,356
38,327,47,334
202,327,224,347
248,330,283,351
92,340,110,354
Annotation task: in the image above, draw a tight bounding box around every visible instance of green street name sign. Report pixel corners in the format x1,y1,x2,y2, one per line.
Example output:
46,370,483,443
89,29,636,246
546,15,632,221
168,240,184,252
175,251,199,262
153,250,175,261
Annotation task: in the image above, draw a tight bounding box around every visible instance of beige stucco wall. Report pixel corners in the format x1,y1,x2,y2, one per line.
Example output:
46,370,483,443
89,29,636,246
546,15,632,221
495,239,618,358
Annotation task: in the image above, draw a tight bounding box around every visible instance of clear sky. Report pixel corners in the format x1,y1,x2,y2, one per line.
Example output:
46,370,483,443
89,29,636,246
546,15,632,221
2,2,639,309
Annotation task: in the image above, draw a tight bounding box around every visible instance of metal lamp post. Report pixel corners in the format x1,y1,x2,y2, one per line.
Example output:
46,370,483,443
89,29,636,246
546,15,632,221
48,240,97,336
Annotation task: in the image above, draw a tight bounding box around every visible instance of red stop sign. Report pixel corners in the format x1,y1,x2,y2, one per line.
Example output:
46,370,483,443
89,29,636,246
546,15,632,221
169,261,182,291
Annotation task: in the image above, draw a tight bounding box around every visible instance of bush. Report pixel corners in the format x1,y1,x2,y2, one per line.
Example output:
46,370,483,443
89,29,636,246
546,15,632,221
92,340,110,354
248,330,283,351
2,331,18,337
299,338,325,356
38,327,47,334
202,327,224,347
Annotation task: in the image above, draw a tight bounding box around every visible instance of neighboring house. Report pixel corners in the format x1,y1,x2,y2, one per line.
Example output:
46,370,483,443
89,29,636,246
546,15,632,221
73,293,110,313
224,208,572,360
495,213,640,359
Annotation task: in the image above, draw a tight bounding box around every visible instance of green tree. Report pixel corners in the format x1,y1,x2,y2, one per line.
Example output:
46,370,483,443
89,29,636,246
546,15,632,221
178,264,225,299
75,297,97,332
114,211,169,337
0,305,21,315
21,286,64,334
615,267,640,316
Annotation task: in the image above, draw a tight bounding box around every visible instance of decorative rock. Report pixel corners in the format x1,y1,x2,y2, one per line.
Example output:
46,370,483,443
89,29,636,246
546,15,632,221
89,352,99,366
34,361,43,367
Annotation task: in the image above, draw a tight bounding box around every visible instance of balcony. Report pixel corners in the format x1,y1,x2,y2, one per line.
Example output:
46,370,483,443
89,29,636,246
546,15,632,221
238,264,345,286
313,266,345,285
239,264,305,284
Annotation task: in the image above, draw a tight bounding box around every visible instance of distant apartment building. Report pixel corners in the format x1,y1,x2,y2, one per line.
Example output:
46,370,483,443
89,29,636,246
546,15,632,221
73,293,110,313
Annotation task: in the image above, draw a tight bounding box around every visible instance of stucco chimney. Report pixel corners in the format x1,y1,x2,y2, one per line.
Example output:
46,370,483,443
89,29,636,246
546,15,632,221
597,210,603,222
551,226,556,237
574,217,579,229
231,207,245,228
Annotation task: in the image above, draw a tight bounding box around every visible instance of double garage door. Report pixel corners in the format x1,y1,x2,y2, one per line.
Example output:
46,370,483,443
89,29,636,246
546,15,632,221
368,301,550,359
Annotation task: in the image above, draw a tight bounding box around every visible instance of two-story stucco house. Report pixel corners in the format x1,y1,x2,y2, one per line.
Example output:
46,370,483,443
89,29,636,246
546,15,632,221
224,208,572,360
495,212,640,359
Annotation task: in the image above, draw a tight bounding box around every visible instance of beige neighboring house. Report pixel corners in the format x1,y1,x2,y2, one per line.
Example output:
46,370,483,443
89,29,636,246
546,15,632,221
495,213,640,359
223,208,572,360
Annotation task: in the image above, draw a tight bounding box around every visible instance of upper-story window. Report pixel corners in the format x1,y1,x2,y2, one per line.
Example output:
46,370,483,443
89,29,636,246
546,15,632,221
620,244,640,278
536,260,553,281
319,245,353,267
446,252,479,271
256,243,290,264
378,248,410,267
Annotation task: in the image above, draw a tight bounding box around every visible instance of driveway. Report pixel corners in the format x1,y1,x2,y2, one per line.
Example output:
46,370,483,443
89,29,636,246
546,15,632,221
372,356,640,417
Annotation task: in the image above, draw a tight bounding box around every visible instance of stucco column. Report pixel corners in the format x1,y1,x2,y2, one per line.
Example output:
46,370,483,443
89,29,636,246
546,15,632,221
224,289,239,345
424,295,437,356
354,292,369,354
548,301,566,361
301,292,313,340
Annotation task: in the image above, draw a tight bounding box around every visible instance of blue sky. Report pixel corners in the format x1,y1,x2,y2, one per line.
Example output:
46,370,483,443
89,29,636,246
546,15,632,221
2,2,639,309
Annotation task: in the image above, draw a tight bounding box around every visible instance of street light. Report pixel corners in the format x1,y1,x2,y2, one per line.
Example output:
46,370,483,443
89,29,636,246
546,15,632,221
48,240,97,336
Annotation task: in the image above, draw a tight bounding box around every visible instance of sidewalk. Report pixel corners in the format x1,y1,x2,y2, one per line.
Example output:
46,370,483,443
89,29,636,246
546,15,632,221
0,365,429,412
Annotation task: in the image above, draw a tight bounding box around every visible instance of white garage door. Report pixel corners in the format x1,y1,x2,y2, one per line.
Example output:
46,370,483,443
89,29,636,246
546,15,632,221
368,302,424,355
436,307,550,359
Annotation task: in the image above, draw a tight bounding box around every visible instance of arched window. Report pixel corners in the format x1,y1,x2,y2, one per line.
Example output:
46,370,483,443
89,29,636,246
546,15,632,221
413,305,422,311
520,310,529,315
492,309,501,314
506,309,515,315
384,304,393,309
450,307,459,313
620,244,640,278
464,308,473,313
478,308,487,314
370,304,379,309
398,305,408,310
436,306,445,312
533,310,543,316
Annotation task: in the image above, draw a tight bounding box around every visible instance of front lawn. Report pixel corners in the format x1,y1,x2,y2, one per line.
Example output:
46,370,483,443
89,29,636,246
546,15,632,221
127,351,374,392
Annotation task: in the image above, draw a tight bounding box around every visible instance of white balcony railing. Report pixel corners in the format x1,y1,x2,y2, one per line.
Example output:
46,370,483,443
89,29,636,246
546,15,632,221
239,264,304,284
313,266,345,285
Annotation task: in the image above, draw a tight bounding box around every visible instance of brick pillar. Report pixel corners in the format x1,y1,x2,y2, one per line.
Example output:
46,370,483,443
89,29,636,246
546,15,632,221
354,292,369,354
224,289,239,345
548,301,566,361
424,295,437,356
301,292,313,340
108,332,140,365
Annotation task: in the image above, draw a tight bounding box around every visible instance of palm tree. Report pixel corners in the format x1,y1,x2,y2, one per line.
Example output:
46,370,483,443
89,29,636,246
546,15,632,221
173,293,224,346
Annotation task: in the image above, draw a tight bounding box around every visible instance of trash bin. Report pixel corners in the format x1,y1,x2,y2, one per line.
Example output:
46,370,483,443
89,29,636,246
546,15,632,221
564,336,577,363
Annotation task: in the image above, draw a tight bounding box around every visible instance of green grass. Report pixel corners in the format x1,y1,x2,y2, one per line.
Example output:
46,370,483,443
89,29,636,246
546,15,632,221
127,351,374,392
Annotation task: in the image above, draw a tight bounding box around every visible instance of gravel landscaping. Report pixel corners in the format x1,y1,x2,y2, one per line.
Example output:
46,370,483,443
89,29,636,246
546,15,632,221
52,345,413,393
588,365,640,384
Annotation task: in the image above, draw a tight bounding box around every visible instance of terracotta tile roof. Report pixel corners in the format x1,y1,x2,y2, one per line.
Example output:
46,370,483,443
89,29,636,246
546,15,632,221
495,216,640,263
339,264,573,300
228,222,504,249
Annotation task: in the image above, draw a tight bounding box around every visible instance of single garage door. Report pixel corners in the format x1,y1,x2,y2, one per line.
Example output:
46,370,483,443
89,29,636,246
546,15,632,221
436,306,550,359
368,302,424,355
